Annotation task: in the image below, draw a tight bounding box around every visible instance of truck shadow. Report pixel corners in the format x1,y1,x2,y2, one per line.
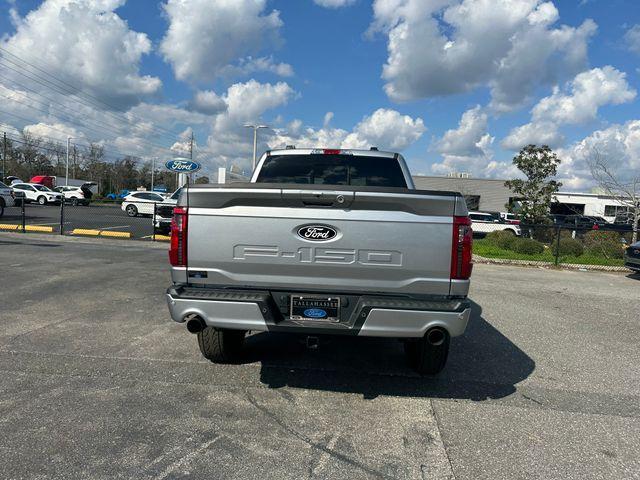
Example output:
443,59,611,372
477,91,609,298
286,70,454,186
250,300,535,400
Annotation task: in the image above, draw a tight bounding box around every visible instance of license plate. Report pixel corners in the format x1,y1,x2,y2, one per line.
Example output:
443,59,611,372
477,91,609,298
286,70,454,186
290,295,340,322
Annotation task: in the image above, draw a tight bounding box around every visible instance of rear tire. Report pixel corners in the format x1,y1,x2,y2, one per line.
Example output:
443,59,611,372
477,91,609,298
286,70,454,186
404,330,450,375
126,204,138,217
197,327,246,363
71,198,79,206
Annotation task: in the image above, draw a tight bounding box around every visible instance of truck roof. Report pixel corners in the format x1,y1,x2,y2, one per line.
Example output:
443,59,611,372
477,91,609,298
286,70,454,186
265,148,398,158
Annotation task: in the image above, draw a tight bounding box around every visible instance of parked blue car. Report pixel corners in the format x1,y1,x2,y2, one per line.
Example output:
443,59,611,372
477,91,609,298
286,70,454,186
105,189,130,201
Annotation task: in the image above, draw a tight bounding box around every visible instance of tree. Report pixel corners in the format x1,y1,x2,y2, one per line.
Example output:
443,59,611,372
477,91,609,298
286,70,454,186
194,175,209,184
505,145,562,224
588,148,639,243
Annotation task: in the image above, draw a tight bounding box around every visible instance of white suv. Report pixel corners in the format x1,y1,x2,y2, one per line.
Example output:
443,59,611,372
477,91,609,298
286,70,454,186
0,181,19,217
11,183,63,205
469,211,521,236
121,191,166,217
54,182,96,206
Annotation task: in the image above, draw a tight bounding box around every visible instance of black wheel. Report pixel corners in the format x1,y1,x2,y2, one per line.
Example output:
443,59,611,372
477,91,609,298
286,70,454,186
37,195,47,205
71,198,79,206
126,204,138,217
404,329,450,375
197,327,246,363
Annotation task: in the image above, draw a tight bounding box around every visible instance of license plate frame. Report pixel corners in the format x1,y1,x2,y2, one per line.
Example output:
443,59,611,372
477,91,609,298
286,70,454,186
289,295,340,322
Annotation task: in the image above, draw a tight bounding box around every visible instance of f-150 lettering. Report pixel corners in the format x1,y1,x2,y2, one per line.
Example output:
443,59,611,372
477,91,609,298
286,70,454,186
233,244,403,266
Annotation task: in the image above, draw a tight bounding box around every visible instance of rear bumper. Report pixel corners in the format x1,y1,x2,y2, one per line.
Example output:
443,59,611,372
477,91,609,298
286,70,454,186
166,286,471,338
624,254,640,271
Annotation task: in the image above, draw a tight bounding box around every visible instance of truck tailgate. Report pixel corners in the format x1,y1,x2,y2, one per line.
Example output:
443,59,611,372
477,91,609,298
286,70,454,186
177,186,462,296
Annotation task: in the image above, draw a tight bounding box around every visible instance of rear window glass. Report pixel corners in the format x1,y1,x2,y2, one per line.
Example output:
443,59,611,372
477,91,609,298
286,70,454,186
256,154,407,187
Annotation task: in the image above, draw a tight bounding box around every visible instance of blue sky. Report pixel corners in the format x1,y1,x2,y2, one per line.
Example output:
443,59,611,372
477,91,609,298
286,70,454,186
1,0,639,188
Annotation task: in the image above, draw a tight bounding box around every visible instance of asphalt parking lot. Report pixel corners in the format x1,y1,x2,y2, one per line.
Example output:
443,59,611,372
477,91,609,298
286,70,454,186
1,233,639,479
0,203,157,239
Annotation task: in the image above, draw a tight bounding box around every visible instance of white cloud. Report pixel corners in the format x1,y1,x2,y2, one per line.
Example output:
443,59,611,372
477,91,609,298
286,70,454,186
314,0,357,7
323,112,334,127
268,108,425,152
531,66,636,124
556,120,640,190
430,106,502,176
370,0,596,111
23,122,85,143
502,66,636,150
190,90,227,115
349,108,426,150
160,0,284,83
501,121,565,150
624,24,640,55
434,105,491,157
218,56,294,78
220,80,295,125
2,0,161,107
201,80,296,171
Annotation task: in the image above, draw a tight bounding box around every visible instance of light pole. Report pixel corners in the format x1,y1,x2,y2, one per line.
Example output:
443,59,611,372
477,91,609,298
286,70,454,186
244,124,268,171
151,157,156,191
65,137,76,186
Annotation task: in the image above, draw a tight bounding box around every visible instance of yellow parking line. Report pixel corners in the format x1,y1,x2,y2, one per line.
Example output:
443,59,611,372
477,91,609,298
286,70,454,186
0,224,19,230
25,225,54,233
100,231,131,238
73,228,101,236
154,235,171,241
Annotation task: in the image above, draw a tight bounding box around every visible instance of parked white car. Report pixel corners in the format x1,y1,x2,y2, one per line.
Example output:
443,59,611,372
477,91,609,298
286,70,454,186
469,211,521,236
54,182,97,206
153,187,182,233
0,180,19,217
11,183,63,205
121,191,166,217
499,212,520,224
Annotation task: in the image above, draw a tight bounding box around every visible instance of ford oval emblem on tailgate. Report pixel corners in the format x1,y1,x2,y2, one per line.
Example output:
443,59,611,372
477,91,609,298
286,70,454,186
297,225,338,241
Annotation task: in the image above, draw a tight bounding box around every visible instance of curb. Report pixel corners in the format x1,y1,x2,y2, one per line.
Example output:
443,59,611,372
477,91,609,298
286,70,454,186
473,254,629,272
0,231,168,249
0,224,53,232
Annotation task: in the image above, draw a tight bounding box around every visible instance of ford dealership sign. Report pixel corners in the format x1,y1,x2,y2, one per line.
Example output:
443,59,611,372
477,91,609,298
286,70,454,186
165,159,201,173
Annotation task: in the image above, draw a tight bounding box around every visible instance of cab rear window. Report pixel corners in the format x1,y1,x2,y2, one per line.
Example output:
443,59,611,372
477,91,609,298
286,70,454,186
256,154,407,187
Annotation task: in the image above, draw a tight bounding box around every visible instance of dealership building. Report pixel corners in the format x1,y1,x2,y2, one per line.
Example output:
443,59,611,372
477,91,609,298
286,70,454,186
412,175,634,222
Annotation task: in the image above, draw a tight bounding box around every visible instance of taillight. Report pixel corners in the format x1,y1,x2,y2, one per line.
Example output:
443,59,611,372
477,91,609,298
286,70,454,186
451,216,473,280
169,207,188,267
592,224,599,230
323,149,341,154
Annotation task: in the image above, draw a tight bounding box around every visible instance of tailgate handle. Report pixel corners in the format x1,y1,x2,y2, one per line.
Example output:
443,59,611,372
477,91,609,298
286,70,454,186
281,190,354,208
302,199,336,207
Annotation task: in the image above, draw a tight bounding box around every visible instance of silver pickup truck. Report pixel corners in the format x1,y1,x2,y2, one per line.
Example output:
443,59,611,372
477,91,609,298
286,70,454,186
166,148,472,374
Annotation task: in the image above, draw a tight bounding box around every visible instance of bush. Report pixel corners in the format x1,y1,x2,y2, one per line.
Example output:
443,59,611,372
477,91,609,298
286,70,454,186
509,238,545,255
529,219,555,243
583,231,624,259
485,230,517,249
552,237,584,257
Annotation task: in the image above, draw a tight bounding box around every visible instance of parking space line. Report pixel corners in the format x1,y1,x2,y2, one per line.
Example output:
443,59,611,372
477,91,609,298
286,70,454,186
99,225,130,230
31,222,72,226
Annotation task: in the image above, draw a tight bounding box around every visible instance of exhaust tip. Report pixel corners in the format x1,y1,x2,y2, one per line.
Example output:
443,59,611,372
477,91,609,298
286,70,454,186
186,316,206,334
426,327,446,346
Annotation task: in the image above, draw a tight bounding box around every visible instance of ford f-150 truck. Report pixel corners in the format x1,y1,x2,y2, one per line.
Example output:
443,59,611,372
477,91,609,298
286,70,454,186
166,148,473,374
